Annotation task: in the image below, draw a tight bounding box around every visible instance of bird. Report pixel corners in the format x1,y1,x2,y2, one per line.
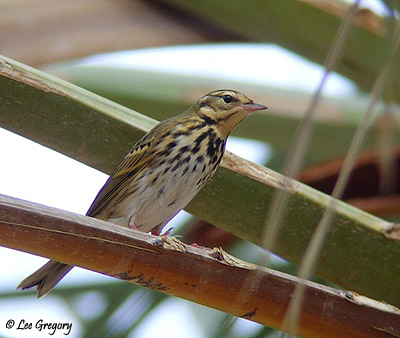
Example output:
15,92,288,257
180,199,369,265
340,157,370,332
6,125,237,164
17,89,267,298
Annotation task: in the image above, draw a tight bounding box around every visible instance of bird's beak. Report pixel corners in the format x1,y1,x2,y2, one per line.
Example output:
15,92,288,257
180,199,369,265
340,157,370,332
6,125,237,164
242,101,268,112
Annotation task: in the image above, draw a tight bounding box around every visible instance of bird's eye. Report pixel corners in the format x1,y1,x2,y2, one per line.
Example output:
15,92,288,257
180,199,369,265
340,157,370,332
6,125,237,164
222,95,233,104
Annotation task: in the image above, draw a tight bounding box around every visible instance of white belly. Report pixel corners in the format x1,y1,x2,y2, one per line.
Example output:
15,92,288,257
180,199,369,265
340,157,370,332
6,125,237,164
107,139,221,233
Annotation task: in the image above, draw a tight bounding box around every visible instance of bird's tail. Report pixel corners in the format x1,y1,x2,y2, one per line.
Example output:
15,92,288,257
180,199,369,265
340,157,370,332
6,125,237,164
17,260,73,298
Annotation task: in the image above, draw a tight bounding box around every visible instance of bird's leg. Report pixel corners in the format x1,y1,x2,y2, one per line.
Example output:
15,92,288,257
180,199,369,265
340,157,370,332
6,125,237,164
128,218,139,231
151,226,174,236
161,227,174,236
129,224,139,231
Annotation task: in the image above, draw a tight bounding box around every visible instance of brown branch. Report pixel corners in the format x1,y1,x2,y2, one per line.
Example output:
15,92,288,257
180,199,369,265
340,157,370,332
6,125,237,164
0,194,399,337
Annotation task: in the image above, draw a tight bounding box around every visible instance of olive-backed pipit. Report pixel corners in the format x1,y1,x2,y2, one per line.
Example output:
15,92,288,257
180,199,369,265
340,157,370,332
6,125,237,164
18,89,267,297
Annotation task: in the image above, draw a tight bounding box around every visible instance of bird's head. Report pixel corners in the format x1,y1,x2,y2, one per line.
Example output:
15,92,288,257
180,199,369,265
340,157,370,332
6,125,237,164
194,89,267,137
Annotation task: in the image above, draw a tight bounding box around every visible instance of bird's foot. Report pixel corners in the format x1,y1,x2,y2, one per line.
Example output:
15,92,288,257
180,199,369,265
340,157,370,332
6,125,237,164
152,235,187,252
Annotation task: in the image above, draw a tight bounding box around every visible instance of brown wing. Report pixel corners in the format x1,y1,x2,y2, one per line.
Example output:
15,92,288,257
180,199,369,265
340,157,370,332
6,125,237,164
86,131,157,218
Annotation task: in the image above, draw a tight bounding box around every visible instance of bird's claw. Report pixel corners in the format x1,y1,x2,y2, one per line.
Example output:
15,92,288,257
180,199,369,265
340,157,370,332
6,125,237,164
189,242,207,249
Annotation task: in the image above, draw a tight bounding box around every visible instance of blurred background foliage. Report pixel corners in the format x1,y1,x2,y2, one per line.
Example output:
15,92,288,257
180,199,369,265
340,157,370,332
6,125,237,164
1,0,400,337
